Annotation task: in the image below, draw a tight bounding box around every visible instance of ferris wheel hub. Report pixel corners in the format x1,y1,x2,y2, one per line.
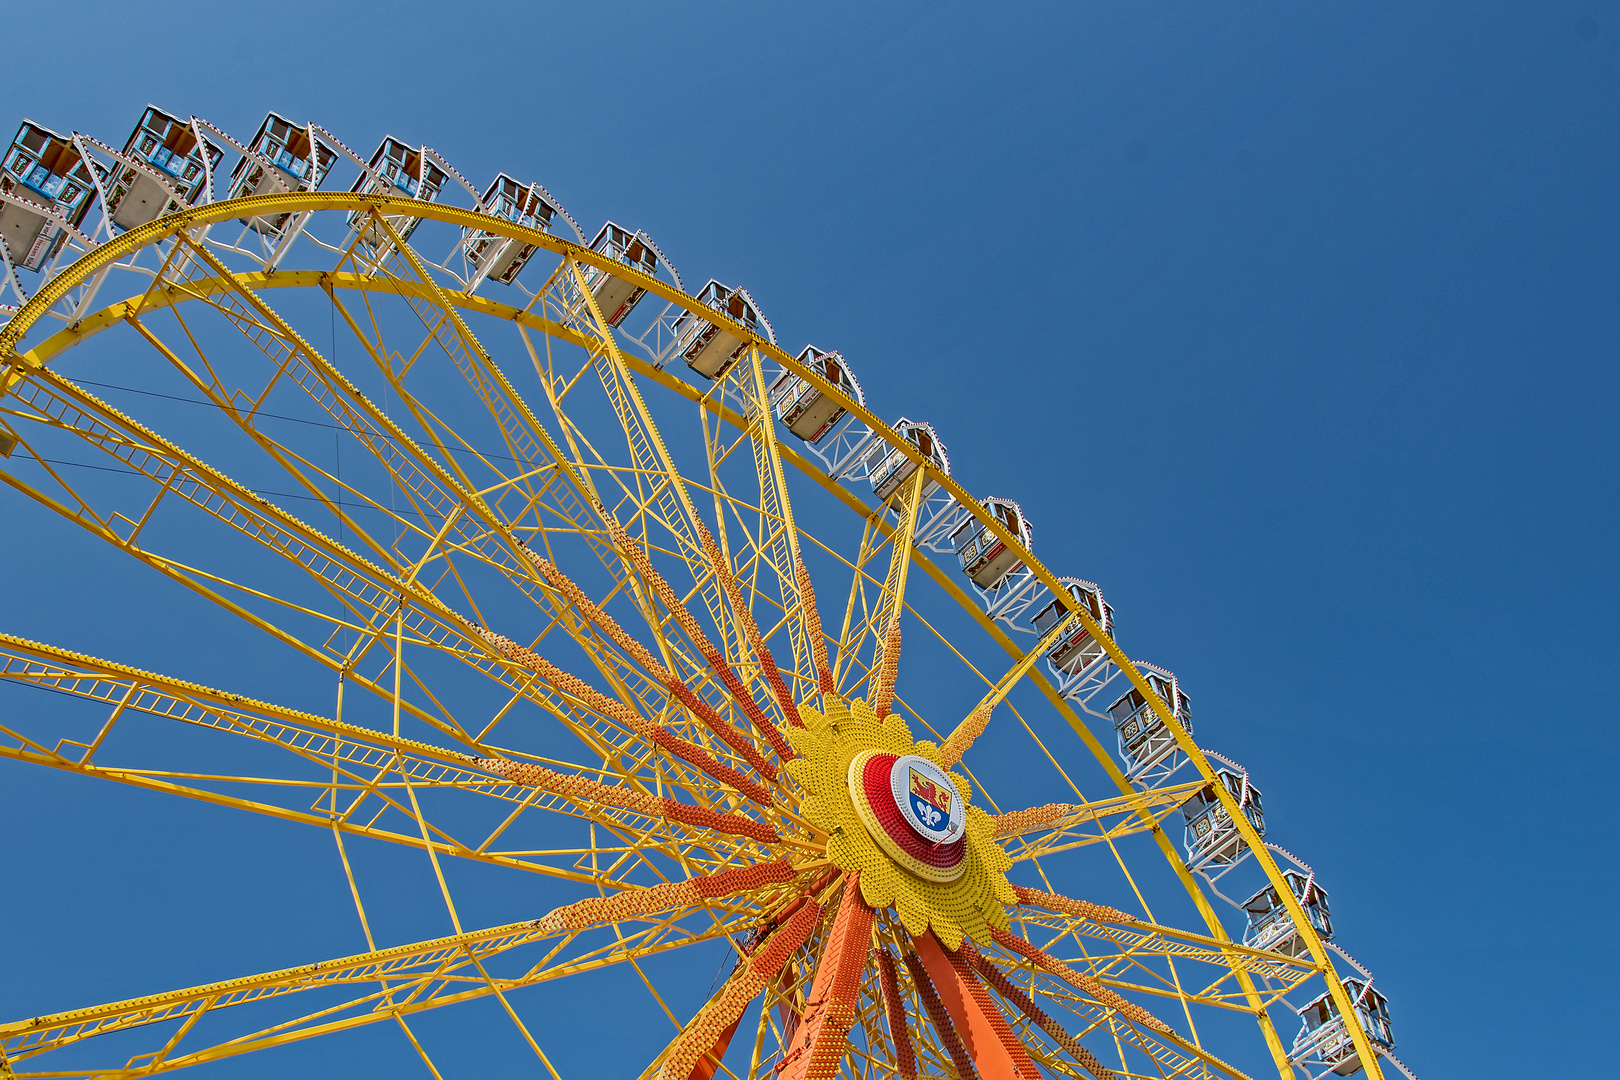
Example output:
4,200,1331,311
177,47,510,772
846,750,968,881
783,695,1015,949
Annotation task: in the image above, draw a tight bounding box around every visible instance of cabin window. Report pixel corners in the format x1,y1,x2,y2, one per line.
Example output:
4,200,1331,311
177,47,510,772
1109,690,1144,722
1033,601,1061,634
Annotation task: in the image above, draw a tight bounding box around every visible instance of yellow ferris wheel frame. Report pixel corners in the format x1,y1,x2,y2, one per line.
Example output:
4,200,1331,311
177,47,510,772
0,190,1386,1080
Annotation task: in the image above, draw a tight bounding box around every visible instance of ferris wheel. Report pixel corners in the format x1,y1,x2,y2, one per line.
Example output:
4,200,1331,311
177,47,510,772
0,106,1419,1080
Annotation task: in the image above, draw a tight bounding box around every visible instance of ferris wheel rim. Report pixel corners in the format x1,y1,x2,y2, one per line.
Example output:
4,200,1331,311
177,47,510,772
0,191,1385,1078
0,186,1325,947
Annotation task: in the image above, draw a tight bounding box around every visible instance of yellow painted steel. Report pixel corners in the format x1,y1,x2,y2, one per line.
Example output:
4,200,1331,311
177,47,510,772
0,192,1382,1080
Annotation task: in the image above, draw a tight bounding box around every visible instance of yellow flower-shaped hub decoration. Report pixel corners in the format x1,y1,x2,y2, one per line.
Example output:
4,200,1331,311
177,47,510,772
784,695,1014,948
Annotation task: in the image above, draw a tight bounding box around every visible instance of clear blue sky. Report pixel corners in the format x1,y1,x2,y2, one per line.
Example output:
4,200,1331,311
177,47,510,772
2,2,1616,1077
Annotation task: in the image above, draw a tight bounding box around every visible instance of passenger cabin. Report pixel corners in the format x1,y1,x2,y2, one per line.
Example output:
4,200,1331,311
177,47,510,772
1031,578,1114,677
105,106,222,231
1242,871,1332,957
348,136,448,247
229,112,337,235
1107,664,1191,778
867,419,949,505
0,120,99,271
673,280,764,380
768,345,863,443
581,222,658,326
466,173,556,285
1179,761,1264,870
1294,979,1394,1075
951,498,1033,590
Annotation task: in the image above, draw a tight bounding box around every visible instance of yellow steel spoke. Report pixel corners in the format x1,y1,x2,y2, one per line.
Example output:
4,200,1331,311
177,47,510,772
0,910,745,1080
0,636,770,881
940,605,1081,766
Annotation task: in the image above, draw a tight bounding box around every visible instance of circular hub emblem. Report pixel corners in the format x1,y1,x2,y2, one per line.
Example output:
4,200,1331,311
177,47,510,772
891,754,967,842
847,750,968,881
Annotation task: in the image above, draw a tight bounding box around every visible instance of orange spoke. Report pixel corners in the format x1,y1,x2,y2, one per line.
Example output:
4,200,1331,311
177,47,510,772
653,896,823,1080
900,946,979,1080
472,625,772,806
475,757,780,845
695,517,800,727
871,618,903,720
1011,886,1141,927
794,553,834,696
524,544,780,784
988,927,1174,1038
535,860,798,935
605,510,794,763
875,948,918,1080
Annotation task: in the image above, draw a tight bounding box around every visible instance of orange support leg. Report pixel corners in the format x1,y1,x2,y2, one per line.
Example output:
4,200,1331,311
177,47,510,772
687,1013,743,1080
901,949,978,1080
911,931,1041,1080
775,873,876,1080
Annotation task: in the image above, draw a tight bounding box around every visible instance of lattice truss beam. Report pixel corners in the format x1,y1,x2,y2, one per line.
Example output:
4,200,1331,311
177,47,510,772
0,195,1378,1080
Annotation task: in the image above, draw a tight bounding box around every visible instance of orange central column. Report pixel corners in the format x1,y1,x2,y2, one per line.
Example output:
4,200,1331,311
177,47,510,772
910,932,1041,1080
